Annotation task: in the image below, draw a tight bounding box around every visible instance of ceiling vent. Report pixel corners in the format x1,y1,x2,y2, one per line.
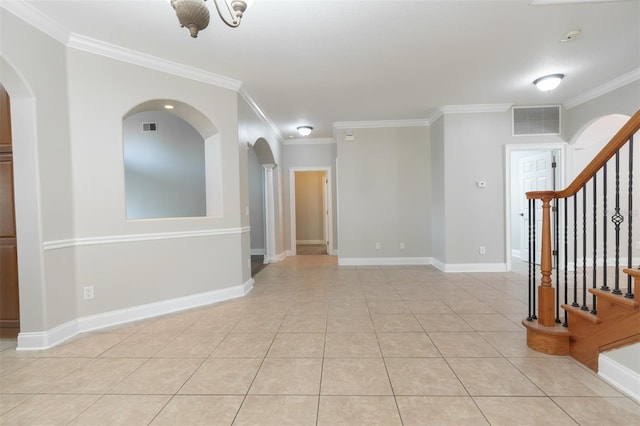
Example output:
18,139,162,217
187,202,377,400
512,106,560,136
142,122,158,132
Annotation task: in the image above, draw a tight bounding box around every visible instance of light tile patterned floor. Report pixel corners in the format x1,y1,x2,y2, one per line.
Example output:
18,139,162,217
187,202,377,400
1,256,639,425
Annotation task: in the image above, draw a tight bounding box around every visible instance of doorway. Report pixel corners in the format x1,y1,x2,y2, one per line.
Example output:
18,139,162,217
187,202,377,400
505,144,565,272
290,168,333,256
0,83,19,337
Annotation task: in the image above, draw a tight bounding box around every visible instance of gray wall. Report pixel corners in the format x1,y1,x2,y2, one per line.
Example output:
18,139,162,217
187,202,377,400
336,126,431,261
124,111,206,219
248,147,265,253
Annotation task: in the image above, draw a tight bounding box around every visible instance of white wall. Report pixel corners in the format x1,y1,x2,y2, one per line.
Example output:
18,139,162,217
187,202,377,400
336,126,431,263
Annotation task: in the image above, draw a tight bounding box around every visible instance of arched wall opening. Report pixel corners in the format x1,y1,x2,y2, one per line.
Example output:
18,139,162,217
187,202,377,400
0,56,47,336
123,100,223,219
248,138,277,264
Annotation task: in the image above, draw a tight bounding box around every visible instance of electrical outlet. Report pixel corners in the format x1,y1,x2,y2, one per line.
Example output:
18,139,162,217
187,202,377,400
375,242,381,250
635,241,640,249
83,286,95,300
479,246,486,255
400,242,405,249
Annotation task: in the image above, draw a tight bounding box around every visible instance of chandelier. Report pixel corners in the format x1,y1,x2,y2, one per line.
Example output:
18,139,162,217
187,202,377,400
171,0,247,38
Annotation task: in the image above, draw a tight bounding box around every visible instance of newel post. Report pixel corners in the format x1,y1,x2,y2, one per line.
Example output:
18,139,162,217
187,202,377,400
536,193,556,326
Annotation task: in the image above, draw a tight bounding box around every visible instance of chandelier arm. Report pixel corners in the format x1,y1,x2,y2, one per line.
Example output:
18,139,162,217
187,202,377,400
211,0,241,28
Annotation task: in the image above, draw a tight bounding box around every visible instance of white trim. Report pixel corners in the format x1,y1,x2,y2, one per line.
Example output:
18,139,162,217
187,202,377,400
512,249,522,259
433,262,508,273
440,104,513,114
17,278,254,351
239,87,283,140
250,248,265,256
67,34,242,91
333,119,429,130
43,227,250,250
0,1,70,44
426,108,443,125
564,68,640,110
297,240,325,245
283,138,335,146
338,257,433,266
599,349,640,402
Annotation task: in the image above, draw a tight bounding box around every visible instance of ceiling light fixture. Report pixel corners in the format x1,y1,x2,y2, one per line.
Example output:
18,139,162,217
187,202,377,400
533,74,564,92
164,104,175,109
171,0,247,38
297,126,313,136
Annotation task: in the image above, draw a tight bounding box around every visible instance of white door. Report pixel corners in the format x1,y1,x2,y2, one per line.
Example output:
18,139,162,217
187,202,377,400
520,151,555,264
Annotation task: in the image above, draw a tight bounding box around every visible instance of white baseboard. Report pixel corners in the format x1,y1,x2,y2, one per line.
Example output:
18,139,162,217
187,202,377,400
17,278,254,351
599,346,640,402
250,248,265,255
338,257,433,266
512,249,522,259
296,240,325,245
431,258,508,273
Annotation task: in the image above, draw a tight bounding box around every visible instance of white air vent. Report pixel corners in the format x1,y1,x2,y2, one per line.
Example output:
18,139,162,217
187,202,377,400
142,122,158,132
512,106,560,136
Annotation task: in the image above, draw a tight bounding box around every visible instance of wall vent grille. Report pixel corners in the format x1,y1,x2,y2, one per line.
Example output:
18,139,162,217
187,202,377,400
512,105,560,136
142,122,158,132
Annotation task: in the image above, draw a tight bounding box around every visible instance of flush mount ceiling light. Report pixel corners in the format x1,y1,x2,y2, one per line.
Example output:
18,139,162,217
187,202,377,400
297,126,313,136
533,74,564,92
171,0,247,38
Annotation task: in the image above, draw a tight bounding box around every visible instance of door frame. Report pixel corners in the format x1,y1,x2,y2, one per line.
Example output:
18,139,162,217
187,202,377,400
289,167,333,256
504,143,566,272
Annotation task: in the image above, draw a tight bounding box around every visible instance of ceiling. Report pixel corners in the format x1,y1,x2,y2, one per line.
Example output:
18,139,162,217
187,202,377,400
4,0,640,139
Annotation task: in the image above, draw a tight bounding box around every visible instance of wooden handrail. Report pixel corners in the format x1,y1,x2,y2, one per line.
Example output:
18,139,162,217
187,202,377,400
527,108,640,201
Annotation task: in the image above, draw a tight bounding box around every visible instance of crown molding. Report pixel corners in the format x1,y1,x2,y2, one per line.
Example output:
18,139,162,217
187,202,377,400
283,138,335,146
67,34,242,91
563,68,640,110
333,118,430,130
1,0,70,44
238,87,284,141
439,103,513,114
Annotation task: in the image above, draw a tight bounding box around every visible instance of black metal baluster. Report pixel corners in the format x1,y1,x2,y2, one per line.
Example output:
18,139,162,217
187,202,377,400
582,186,589,311
563,197,569,327
626,136,634,299
612,150,624,295
602,163,610,291
555,196,561,323
527,198,534,321
591,175,597,315
572,194,579,307
529,200,538,319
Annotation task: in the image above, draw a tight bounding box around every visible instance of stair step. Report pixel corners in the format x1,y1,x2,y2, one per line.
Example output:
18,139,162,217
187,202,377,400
561,304,601,323
589,288,639,309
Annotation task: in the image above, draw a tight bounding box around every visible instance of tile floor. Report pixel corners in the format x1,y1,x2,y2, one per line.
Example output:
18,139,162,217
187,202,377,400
1,256,639,425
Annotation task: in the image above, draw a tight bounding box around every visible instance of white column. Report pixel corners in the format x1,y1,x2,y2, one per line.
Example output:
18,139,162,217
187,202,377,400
262,164,276,263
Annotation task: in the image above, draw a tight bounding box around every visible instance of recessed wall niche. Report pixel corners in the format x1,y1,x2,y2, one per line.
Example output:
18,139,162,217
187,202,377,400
123,110,206,219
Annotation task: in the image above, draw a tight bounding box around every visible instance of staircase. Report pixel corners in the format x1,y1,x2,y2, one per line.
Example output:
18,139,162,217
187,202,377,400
522,109,640,373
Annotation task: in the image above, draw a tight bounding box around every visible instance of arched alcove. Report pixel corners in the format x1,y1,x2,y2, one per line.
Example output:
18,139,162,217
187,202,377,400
568,114,630,181
123,100,223,219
